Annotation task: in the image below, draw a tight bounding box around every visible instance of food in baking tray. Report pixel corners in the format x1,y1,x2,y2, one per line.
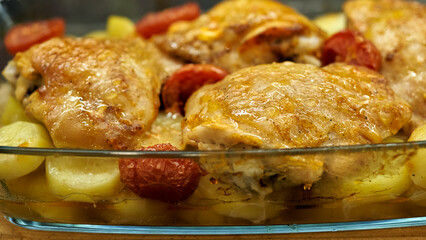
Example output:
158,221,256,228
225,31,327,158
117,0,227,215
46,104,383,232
0,0,426,225
3,37,182,149
344,0,426,133
152,0,326,72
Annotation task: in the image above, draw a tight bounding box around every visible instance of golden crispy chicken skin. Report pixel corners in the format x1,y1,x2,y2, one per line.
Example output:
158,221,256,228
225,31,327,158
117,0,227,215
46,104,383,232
3,37,181,149
183,62,411,184
153,0,326,72
344,0,426,133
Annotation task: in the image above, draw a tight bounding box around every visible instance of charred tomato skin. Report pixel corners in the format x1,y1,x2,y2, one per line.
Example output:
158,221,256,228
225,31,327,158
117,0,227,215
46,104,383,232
119,143,204,203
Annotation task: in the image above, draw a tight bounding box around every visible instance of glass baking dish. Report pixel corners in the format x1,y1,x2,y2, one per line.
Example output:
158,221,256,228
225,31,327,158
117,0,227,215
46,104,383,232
2,143,426,234
1,0,426,235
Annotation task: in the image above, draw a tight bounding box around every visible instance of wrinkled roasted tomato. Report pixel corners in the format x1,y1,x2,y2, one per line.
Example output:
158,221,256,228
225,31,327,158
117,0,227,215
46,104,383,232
321,29,381,71
162,64,229,115
4,18,65,55
136,2,201,38
119,143,204,203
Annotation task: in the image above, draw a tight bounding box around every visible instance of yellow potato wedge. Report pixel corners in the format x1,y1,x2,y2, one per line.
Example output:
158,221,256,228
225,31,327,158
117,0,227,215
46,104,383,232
107,15,136,38
407,124,426,188
0,121,53,180
46,156,123,203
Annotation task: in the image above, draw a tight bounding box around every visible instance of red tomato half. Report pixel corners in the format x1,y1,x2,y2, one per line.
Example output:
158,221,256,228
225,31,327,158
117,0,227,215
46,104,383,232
136,2,200,39
321,29,381,71
119,143,204,203
4,18,65,55
162,64,229,115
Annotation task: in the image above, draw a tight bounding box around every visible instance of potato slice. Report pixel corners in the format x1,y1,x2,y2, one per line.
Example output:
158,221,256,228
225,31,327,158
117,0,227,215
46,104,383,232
15,175,86,223
188,175,251,203
211,200,283,224
30,202,86,223
311,164,411,200
0,121,53,180
46,156,123,203
101,197,172,224
383,135,405,143
1,96,36,126
346,166,410,198
0,83,13,122
5,166,58,201
107,15,135,38
313,13,346,36
85,15,135,39
187,175,283,223
407,124,426,188
177,207,225,225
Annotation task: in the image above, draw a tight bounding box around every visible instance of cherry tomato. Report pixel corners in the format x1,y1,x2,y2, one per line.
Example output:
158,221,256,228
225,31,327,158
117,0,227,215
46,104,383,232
321,29,381,71
136,2,200,38
162,64,229,115
4,18,65,55
119,143,204,203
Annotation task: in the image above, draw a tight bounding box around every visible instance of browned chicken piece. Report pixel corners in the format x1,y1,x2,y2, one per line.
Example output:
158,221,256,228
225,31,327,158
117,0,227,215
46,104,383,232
344,0,426,133
183,62,411,185
2,37,182,149
153,0,326,72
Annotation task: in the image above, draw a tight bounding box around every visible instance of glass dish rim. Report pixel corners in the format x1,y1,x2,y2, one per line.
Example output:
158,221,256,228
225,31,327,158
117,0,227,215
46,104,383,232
6,216,426,235
0,140,424,158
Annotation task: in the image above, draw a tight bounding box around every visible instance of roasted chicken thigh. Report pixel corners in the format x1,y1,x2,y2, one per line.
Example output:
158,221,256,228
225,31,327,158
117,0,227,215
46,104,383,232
183,62,411,184
2,37,181,149
153,0,326,72
344,0,426,133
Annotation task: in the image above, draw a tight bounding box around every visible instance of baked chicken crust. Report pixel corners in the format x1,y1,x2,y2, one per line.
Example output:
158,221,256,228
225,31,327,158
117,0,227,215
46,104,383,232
344,0,426,133
183,62,411,184
4,37,181,149
153,0,326,72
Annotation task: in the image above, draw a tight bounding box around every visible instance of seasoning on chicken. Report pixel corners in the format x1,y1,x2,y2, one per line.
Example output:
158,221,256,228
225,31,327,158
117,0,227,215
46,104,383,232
2,37,182,149
153,0,326,72
344,0,426,133
183,62,411,185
